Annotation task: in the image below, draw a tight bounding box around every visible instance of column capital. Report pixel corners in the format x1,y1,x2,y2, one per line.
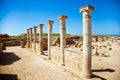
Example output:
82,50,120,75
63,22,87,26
38,24,44,28
47,20,54,24
58,15,68,20
80,5,94,13
33,26,37,29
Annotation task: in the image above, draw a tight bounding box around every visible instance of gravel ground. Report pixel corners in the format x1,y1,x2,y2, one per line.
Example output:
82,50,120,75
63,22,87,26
0,46,80,80
0,46,120,80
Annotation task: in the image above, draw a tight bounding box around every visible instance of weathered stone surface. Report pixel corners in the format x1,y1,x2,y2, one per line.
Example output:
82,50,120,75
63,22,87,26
20,41,25,48
51,46,82,72
26,29,30,48
80,5,94,79
29,28,33,50
92,36,98,42
58,15,68,66
2,38,21,46
0,34,9,38
52,37,60,46
52,36,82,47
38,24,44,55
47,20,54,60
33,26,37,52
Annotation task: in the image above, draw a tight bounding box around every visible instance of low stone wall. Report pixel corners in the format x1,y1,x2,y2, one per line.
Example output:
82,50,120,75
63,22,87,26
36,43,40,54
51,36,120,48
29,42,47,55
51,46,82,73
92,36,120,42
2,38,21,46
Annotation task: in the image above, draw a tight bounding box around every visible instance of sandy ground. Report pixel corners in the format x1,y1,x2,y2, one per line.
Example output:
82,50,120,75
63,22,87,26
91,41,120,80
92,56,120,80
0,46,120,80
0,46,80,80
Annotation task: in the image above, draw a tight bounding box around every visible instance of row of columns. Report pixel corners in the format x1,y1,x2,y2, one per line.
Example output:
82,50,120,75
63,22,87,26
26,24,44,55
26,15,67,63
26,5,94,79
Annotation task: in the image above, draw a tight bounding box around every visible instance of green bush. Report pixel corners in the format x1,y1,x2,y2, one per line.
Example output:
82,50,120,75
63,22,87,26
10,33,26,39
10,33,71,39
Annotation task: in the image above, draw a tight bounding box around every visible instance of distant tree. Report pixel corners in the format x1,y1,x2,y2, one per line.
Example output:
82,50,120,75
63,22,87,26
10,33,26,39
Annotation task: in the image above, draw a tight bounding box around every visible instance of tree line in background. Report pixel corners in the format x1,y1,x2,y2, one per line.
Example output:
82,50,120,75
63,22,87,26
2,33,118,40
10,33,71,39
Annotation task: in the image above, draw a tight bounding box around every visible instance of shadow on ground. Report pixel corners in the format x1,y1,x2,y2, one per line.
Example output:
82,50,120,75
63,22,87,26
0,74,19,80
0,52,21,65
92,68,115,80
92,68,115,73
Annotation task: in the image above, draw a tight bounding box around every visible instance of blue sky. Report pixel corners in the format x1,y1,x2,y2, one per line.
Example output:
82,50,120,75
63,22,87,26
0,0,120,35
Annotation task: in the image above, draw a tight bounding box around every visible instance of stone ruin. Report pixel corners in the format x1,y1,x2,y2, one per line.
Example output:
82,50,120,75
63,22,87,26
22,5,95,79
21,5,120,79
0,34,22,46
0,33,28,54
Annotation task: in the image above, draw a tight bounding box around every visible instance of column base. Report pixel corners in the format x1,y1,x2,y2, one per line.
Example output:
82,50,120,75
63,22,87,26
81,73,92,79
61,63,65,66
40,53,44,55
48,57,51,60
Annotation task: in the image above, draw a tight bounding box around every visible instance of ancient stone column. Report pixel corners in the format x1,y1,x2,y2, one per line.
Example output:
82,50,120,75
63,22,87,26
58,15,68,66
38,24,44,55
29,28,33,50
80,5,94,79
47,20,54,60
33,26,37,52
20,41,24,48
26,29,30,48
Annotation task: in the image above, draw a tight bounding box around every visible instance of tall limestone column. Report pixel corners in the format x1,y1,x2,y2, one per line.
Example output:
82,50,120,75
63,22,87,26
29,28,33,50
26,29,30,48
47,20,54,60
38,24,44,55
58,15,68,66
80,5,94,79
33,26,37,52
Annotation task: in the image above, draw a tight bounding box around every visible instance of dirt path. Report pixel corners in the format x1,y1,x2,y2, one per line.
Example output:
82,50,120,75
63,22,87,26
0,46,80,80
